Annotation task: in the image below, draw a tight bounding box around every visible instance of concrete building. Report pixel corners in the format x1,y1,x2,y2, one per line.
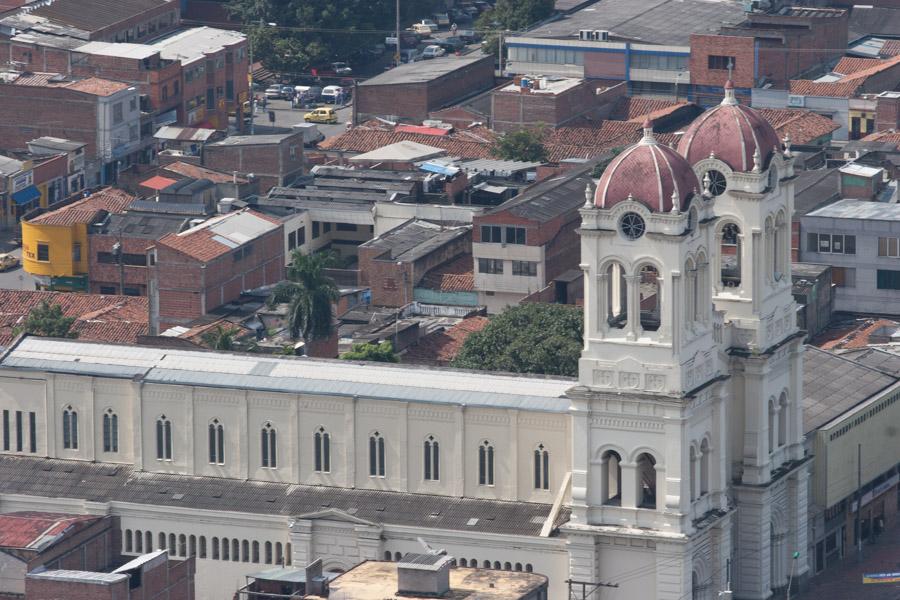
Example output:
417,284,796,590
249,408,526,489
791,263,834,340
491,76,600,133
203,132,304,193
354,55,495,124
27,137,87,199
473,167,587,313
0,72,142,185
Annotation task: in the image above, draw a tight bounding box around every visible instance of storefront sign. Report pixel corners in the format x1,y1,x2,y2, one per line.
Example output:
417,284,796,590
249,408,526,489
863,572,900,584
851,473,899,512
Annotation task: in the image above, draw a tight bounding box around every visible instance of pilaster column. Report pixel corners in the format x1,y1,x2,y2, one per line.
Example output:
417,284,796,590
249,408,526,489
752,229,762,313
625,274,641,341
788,343,805,461
654,464,666,511
713,231,723,294
657,275,670,343
621,461,637,509
564,531,598,583
580,263,592,342
596,272,609,339
569,398,590,523
289,519,314,566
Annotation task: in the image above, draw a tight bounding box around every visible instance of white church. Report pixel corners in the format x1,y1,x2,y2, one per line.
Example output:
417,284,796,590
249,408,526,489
0,83,807,600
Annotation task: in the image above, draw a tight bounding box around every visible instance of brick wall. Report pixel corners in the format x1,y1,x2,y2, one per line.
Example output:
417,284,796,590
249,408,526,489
690,34,756,91
492,79,600,133
93,1,180,43
203,133,304,193
28,516,119,574
0,87,98,157
88,233,154,294
543,214,580,282
875,94,900,132
355,56,494,123
26,577,125,600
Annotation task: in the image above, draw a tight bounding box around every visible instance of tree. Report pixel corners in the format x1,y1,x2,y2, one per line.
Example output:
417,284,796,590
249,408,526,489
202,325,236,351
478,0,555,55
452,303,582,376
340,341,399,362
268,250,341,341
15,300,78,339
491,128,548,163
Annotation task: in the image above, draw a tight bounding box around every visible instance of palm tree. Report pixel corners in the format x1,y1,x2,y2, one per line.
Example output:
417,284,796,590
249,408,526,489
202,325,236,350
269,250,341,341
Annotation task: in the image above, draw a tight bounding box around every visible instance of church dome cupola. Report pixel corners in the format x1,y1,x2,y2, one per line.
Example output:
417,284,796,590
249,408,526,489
677,80,782,173
594,120,701,213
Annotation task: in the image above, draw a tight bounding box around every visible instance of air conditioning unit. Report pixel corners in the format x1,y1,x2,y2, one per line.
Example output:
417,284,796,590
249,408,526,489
579,29,592,41
593,30,609,42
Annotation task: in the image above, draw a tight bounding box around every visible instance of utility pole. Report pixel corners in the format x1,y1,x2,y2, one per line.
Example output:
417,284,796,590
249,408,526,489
718,558,732,599
565,579,618,599
497,30,503,77
395,0,400,66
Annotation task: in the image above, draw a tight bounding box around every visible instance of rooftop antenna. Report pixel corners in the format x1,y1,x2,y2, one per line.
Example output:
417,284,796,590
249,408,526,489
726,58,734,82
416,537,445,556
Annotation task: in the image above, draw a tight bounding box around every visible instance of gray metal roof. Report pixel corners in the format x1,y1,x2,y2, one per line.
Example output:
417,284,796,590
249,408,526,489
839,347,900,378
1,338,573,413
792,168,840,217
208,133,295,147
805,198,900,221
359,220,470,263
28,137,86,152
526,0,745,46
359,55,491,87
487,164,592,223
802,346,898,433
27,570,127,585
0,455,569,537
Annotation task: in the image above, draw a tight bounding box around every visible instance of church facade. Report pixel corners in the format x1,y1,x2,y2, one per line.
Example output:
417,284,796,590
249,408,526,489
0,84,807,600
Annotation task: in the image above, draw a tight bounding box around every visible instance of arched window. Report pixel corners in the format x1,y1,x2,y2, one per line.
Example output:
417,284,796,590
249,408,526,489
125,529,133,553
460,558,468,567
636,453,657,509
720,223,742,288
695,252,708,323
179,534,186,557
768,398,777,454
606,262,628,329
221,537,229,561
208,418,224,465
639,265,661,332
232,539,239,562
156,415,172,460
159,532,166,550
252,541,260,563
145,532,152,552
774,212,786,282
265,541,273,564
478,440,494,486
483,560,491,569
384,551,392,561
424,435,439,481
169,534,176,555
261,423,277,468
189,535,196,557
314,426,330,473
285,543,291,565
135,530,143,553
699,439,710,496
62,406,77,450
276,542,283,565
504,562,512,570
525,564,533,573
689,445,697,502
369,432,385,477
533,443,549,490
493,561,501,570
102,409,118,453
242,540,249,562
684,258,697,326
212,537,220,560
395,552,403,562
778,392,788,448
600,450,621,505
515,563,523,571
687,207,697,234
200,536,207,559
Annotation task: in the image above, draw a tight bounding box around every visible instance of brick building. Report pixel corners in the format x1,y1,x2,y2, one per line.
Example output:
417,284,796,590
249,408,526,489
149,208,284,328
491,77,602,133
473,166,589,313
358,220,471,307
0,72,142,185
203,132,304,193
354,55,495,124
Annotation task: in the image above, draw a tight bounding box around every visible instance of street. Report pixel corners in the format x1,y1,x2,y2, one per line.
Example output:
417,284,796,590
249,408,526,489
0,233,35,290
238,98,353,139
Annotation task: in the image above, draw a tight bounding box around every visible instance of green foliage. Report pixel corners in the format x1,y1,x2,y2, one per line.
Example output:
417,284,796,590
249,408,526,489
590,146,624,178
269,250,341,341
202,325,236,350
14,300,78,339
229,0,443,73
491,128,548,163
340,341,399,362
452,303,582,376
478,0,555,54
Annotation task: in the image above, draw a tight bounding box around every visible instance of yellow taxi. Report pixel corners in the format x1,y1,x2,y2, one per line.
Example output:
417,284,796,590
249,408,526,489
304,107,338,124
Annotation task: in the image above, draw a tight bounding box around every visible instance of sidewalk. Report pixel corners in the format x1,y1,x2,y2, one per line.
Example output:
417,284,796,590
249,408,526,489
796,520,900,599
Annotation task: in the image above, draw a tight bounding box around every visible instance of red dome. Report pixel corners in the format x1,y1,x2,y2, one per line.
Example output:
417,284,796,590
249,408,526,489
595,122,701,213
678,83,782,172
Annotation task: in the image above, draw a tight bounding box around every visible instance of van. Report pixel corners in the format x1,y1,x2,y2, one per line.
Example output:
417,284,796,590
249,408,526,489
412,23,432,35
294,85,322,99
320,85,345,104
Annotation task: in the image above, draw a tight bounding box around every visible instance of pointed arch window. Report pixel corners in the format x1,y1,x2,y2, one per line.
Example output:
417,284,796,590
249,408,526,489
102,409,118,453
699,439,710,496
261,422,277,468
778,392,788,448
156,415,172,460
533,444,549,490
478,440,494,486
636,452,657,509
720,223,742,288
208,418,224,465
314,426,330,473
62,406,78,450
606,261,628,329
600,450,622,505
424,435,439,481
369,432,385,477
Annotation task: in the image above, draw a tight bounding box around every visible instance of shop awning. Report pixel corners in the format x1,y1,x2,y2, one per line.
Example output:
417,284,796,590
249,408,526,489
11,185,40,205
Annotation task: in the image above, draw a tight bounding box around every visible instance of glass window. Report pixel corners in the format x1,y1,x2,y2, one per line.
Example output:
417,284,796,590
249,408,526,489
369,432,385,477
2,409,7,451
478,258,504,274
478,441,494,486
312,222,320,239
261,423,277,468
113,102,124,124
208,419,224,465
314,427,330,473
878,237,900,258
505,226,526,244
37,243,49,261
877,269,900,290
512,260,537,276
833,267,856,288
424,435,439,481
480,225,502,243
708,55,735,70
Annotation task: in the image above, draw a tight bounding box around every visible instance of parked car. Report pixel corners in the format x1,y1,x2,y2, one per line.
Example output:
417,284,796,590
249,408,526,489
457,29,479,43
411,23,433,35
432,12,450,27
320,85,346,104
422,45,446,59
304,107,337,124
265,84,285,99
419,19,439,33
400,48,422,63
437,37,466,52
0,253,19,272
332,62,352,75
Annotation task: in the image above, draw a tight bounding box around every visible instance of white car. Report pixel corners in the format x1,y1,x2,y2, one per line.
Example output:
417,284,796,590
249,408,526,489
419,19,439,33
422,45,446,59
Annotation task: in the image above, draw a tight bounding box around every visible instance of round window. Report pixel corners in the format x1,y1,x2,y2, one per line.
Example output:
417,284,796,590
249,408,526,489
620,212,645,240
706,170,727,196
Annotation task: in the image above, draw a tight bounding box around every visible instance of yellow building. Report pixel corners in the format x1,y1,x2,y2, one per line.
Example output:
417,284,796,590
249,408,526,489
21,187,134,291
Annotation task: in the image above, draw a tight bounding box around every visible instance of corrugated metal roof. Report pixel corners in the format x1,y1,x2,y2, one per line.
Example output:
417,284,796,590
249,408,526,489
1,338,573,412
806,198,900,221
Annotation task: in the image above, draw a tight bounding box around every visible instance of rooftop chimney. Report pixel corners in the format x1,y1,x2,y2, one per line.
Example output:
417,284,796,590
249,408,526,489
396,553,452,597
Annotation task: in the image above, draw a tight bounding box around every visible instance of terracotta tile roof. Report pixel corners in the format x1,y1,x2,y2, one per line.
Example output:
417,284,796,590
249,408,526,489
140,175,178,191
813,318,900,351
882,40,900,57
419,254,474,292
789,79,864,98
0,290,148,347
839,55,900,82
834,57,884,75
403,316,489,366
162,161,247,184
861,130,900,145
756,108,840,145
63,77,130,97
609,97,682,121
543,121,647,162
0,512,102,550
320,123,497,160
27,187,135,226
156,209,280,262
